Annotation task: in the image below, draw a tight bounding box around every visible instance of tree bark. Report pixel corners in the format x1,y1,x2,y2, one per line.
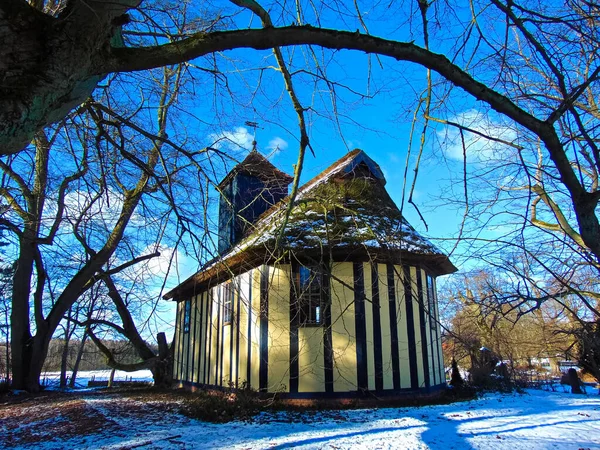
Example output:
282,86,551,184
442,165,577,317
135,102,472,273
69,331,88,389
152,332,172,388
0,0,136,155
59,310,72,389
10,237,35,391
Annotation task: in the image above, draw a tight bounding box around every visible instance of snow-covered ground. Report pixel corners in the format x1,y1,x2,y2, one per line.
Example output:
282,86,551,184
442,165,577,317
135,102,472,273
4,388,599,449
40,369,154,388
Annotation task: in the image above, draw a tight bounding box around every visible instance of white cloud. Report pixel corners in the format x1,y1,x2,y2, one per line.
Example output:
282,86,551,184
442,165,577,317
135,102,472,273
62,188,146,230
209,126,254,150
121,244,199,292
439,110,517,163
266,136,288,158
63,189,124,228
144,245,178,278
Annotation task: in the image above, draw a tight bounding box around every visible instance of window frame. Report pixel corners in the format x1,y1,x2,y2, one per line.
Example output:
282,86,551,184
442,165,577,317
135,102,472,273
293,263,329,327
426,274,437,329
223,281,234,326
183,300,191,334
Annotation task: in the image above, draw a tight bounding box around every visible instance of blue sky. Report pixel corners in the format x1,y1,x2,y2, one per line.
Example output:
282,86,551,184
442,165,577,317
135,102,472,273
130,1,527,337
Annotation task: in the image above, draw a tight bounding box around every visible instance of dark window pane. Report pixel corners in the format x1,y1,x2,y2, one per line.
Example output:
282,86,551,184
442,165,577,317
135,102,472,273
427,275,436,328
223,283,233,325
296,265,328,326
183,301,191,334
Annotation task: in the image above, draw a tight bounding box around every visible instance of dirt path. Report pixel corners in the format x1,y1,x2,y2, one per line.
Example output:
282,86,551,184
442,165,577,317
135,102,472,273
0,389,190,449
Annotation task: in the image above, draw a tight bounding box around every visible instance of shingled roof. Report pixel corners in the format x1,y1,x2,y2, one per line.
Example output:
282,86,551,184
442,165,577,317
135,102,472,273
217,148,293,189
164,149,456,300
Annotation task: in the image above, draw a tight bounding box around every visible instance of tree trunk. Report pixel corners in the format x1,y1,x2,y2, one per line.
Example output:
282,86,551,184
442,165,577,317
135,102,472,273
24,325,52,392
0,1,136,156
151,332,172,388
568,368,583,394
10,239,35,390
3,304,10,382
69,331,88,389
59,309,73,389
108,368,116,388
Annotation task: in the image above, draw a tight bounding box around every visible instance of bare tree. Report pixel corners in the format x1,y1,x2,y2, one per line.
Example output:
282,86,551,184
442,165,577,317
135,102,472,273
444,270,573,358
1,60,221,391
1,1,598,260
3,0,600,389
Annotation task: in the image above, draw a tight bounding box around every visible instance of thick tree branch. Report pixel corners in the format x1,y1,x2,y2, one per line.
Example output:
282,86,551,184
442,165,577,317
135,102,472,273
107,27,546,133
87,327,158,372
99,251,160,278
227,1,313,248
531,184,586,248
102,275,156,361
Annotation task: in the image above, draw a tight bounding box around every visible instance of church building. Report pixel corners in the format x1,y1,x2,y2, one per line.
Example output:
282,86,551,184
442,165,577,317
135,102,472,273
164,149,456,397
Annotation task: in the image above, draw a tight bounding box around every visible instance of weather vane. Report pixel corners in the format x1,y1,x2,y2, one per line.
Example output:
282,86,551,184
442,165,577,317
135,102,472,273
245,120,261,152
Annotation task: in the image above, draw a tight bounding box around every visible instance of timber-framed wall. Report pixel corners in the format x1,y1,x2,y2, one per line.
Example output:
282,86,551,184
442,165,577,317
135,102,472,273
172,261,445,397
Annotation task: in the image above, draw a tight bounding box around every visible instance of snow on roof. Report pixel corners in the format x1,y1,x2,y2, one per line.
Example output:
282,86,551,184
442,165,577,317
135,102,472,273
164,149,455,299
219,149,445,256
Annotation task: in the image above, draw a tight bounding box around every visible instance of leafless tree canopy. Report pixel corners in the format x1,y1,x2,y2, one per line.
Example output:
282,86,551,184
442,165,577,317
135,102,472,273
2,0,600,390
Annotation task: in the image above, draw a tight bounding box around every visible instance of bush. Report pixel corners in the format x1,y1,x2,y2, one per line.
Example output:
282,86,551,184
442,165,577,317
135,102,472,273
183,382,261,423
450,359,464,388
469,349,516,393
445,383,478,401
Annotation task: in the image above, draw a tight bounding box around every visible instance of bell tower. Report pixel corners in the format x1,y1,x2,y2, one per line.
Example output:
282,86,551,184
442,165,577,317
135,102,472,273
217,148,292,254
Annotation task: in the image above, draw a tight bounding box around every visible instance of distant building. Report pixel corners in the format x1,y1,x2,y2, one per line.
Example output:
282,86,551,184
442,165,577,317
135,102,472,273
165,149,457,397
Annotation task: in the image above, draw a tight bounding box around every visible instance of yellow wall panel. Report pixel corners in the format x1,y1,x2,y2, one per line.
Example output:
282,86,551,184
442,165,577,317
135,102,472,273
237,271,250,387
191,296,198,382
194,295,200,383
185,300,190,382
186,297,192,383
394,265,411,389
204,290,213,385
250,269,261,390
363,262,375,391
190,297,197,383
179,300,186,381
410,266,424,388
267,264,290,393
298,327,325,392
198,292,206,384
173,301,181,380
231,281,239,386
424,270,436,386
330,262,357,392
211,286,219,386
193,295,201,383
378,263,393,390
422,270,436,386
222,322,231,386
433,277,445,384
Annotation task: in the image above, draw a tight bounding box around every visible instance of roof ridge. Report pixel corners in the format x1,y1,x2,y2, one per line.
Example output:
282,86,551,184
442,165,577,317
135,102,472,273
248,148,385,226
217,149,293,188
163,149,456,300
